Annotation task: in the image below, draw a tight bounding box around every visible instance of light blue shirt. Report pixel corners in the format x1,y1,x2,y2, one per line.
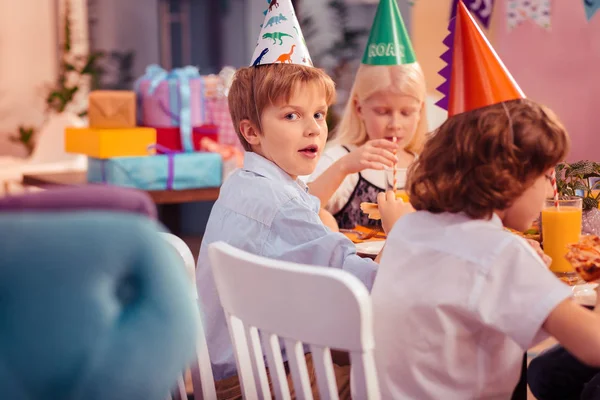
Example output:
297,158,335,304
196,152,378,380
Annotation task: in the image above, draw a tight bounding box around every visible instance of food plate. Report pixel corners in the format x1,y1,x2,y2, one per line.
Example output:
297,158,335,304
572,283,599,307
355,240,385,257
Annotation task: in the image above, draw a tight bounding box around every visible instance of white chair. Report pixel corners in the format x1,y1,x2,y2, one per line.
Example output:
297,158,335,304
208,241,381,400
160,233,198,299
160,233,217,400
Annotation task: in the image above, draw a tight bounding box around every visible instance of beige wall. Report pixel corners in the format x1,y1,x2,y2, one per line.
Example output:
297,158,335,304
412,1,598,161
0,0,59,157
412,0,498,97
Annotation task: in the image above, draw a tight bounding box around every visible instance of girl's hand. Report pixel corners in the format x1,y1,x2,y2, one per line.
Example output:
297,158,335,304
340,139,398,175
526,239,552,267
377,190,415,235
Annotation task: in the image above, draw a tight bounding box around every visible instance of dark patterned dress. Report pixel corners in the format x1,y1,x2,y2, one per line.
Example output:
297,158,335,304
333,146,385,229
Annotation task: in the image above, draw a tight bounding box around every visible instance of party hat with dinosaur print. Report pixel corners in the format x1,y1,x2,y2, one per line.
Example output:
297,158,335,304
362,0,416,65
250,0,312,67
437,1,525,116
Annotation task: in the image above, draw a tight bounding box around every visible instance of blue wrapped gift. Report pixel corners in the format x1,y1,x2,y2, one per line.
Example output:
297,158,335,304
87,152,222,190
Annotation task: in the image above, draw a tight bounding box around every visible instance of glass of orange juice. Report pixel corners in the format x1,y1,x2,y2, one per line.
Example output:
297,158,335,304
541,197,582,283
385,167,410,202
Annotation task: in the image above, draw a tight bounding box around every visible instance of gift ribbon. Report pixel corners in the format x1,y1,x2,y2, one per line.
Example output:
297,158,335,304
99,144,180,190
134,65,165,125
135,64,204,153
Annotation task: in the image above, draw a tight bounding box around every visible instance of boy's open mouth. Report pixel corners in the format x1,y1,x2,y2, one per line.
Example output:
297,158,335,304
298,145,318,158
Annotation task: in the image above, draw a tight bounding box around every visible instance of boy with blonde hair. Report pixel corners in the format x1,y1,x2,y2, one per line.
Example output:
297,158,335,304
196,1,410,397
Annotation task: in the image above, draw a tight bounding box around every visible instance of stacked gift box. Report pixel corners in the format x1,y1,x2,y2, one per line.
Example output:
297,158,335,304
64,65,243,191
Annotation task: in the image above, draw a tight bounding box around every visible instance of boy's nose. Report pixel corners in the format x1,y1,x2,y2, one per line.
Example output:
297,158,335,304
305,118,322,136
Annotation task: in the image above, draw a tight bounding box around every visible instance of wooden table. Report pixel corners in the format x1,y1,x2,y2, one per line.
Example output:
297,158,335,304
22,171,220,234
22,171,220,204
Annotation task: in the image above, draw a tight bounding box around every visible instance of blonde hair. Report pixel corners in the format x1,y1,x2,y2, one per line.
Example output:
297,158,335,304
228,64,336,151
333,63,428,154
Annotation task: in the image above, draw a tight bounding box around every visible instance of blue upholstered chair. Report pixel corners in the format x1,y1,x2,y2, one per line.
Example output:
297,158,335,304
0,212,198,400
0,184,157,219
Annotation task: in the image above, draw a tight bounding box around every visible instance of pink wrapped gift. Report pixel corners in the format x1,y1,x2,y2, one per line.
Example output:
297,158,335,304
135,65,208,152
206,97,244,152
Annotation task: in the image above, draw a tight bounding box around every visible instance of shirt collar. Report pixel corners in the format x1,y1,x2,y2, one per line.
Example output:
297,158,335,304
243,152,309,193
490,212,503,228
444,211,504,228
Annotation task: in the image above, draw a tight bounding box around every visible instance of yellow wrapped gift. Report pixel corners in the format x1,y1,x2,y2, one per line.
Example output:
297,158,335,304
65,127,156,159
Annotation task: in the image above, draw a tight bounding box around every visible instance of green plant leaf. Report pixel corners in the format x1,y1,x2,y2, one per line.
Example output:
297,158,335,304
80,51,104,75
557,160,600,210
566,160,596,177
583,196,598,211
572,180,589,193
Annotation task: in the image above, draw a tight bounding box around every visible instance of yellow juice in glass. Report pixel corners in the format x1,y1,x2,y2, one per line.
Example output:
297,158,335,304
395,190,410,203
542,201,582,274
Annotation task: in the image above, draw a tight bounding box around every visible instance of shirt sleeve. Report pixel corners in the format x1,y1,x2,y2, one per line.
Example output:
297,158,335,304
475,237,573,349
262,197,378,290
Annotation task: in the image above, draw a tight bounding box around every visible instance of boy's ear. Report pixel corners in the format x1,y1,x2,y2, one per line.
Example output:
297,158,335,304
239,119,261,146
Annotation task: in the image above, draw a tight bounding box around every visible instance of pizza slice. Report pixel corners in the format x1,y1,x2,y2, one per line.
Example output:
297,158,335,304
360,202,380,220
505,227,541,243
565,235,600,282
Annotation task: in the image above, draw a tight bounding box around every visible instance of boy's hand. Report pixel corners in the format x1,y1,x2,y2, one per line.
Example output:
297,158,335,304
341,139,398,174
377,190,415,235
526,239,552,267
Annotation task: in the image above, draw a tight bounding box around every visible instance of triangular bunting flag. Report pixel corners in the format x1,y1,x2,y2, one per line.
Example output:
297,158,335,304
584,0,600,21
507,0,552,31
450,0,495,29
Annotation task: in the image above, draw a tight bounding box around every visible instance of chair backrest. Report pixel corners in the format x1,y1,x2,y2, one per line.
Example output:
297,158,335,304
159,233,197,297
0,212,198,400
0,184,157,219
160,233,217,400
208,241,380,400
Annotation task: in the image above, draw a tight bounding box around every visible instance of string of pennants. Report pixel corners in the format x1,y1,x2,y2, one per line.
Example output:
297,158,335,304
407,0,600,28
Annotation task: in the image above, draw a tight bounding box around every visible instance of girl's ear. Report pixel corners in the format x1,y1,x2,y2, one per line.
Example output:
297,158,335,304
239,119,261,146
354,97,364,119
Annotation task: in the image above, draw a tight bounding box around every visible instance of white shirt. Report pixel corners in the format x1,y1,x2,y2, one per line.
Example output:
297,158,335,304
371,211,572,399
308,144,408,214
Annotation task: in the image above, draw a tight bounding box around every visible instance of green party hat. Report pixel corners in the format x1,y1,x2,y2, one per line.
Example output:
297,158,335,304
362,0,416,65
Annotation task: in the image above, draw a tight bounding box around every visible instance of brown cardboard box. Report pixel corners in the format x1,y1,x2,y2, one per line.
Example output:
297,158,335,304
88,90,136,128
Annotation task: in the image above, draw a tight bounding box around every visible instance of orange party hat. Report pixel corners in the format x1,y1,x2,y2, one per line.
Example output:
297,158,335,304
436,1,525,116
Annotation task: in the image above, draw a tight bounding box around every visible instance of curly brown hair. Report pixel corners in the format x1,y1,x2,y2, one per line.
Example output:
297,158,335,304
407,98,570,219
228,64,336,151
